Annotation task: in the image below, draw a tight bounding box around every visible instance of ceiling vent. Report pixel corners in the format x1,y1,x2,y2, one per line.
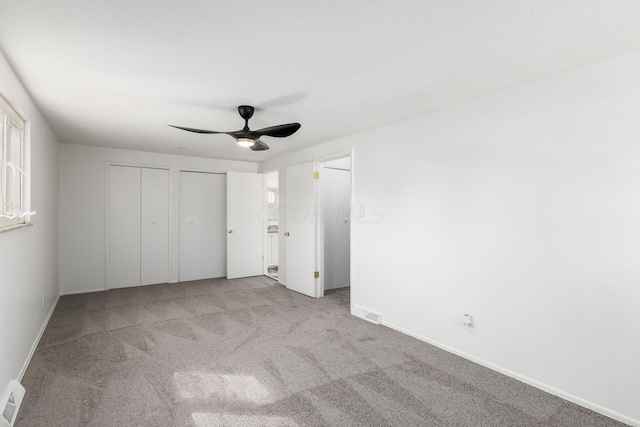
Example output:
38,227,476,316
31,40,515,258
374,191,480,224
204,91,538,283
1,380,25,427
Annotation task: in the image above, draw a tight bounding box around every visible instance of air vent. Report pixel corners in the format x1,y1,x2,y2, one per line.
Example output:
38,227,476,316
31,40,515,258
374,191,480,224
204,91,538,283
364,312,381,323
352,305,382,325
1,380,25,427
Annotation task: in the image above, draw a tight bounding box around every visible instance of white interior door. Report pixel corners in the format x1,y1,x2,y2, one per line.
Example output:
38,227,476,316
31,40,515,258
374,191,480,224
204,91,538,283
285,162,318,297
179,172,226,281
109,165,141,289
141,168,170,286
227,171,264,279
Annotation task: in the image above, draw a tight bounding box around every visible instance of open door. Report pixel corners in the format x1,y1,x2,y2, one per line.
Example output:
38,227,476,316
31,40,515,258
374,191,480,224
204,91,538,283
284,162,319,297
227,171,264,279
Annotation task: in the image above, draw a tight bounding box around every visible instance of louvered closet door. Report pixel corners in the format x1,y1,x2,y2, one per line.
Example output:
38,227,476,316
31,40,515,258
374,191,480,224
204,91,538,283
141,168,170,285
109,166,141,289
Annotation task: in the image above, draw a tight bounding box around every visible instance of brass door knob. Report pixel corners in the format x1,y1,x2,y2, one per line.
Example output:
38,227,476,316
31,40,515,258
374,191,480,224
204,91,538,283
228,229,233,234
284,232,290,237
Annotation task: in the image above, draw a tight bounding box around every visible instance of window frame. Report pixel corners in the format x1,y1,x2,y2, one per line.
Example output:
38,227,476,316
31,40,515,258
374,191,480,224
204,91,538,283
0,92,31,231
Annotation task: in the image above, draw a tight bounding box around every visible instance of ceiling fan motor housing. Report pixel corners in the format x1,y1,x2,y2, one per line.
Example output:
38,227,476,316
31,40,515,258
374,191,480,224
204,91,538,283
238,105,254,120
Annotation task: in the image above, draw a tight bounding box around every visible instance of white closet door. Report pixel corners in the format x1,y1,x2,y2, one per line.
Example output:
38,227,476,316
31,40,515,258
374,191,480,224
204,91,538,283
227,171,265,279
179,172,226,281
141,168,170,286
285,162,318,297
109,166,141,289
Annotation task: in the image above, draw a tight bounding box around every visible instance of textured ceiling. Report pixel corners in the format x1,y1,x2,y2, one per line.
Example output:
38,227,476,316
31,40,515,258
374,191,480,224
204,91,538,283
1,0,640,161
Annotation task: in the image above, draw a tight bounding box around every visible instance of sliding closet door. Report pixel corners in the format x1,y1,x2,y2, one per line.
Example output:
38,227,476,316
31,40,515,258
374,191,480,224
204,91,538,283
141,168,170,286
179,172,226,281
109,166,141,289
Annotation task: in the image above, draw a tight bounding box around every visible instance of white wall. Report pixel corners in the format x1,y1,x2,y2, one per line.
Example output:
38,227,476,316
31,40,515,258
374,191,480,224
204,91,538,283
0,52,59,395
261,49,640,425
58,143,258,294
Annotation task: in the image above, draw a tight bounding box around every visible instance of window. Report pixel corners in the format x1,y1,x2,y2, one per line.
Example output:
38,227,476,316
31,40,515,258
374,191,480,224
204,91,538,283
0,93,32,230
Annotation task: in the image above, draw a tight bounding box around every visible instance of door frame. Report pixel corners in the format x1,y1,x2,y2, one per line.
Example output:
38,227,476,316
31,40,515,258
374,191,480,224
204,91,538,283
315,149,354,298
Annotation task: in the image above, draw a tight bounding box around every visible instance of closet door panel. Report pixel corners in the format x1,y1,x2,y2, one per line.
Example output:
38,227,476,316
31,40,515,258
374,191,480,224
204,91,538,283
285,162,318,297
203,173,227,279
227,171,264,279
141,168,170,286
109,166,141,289
179,172,226,281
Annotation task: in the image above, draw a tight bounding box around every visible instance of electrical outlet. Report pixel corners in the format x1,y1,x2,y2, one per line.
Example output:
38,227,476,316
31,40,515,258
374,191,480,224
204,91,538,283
41,294,45,309
463,313,473,330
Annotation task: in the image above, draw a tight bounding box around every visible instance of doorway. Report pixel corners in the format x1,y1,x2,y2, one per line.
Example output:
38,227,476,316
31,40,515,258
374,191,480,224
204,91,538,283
319,157,351,294
264,171,279,280
282,153,352,298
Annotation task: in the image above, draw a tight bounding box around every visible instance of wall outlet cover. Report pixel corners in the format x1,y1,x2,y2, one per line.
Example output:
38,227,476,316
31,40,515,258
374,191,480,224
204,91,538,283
463,313,473,328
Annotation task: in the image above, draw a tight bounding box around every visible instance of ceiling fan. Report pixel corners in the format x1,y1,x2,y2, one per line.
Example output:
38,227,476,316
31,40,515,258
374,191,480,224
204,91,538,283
169,105,301,151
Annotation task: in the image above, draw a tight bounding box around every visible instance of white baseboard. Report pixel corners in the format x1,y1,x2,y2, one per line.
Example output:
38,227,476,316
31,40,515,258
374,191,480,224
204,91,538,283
381,319,639,427
17,295,59,381
60,287,105,296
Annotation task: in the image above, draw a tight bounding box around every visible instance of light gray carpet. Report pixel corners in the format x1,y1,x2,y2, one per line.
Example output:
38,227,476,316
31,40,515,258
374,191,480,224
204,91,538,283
17,277,623,426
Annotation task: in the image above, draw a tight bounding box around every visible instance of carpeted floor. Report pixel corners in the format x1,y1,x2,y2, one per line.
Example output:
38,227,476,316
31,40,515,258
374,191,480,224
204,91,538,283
17,277,624,426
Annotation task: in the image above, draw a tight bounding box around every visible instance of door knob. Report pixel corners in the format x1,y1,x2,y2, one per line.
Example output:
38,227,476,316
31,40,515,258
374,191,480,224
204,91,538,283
228,229,233,234
284,232,290,237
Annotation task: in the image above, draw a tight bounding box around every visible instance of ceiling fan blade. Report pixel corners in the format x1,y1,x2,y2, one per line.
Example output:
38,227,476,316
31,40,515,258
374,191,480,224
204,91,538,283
255,123,301,138
168,125,226,134
250,140,270,151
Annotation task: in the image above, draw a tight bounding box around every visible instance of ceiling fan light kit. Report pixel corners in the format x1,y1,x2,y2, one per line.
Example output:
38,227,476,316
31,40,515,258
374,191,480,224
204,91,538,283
169,105,301,151
236,138,255,147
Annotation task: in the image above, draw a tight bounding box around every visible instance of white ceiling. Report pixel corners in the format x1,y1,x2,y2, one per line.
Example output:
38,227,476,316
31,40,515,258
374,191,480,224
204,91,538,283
1,1,640,161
